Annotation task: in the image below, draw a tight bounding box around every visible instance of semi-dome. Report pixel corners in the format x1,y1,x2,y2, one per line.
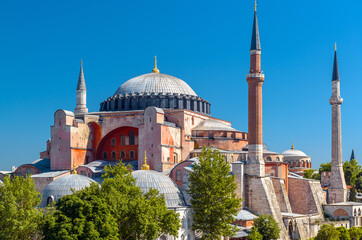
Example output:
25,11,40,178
100,69,210,115
114,73,197,96
132,170,186,208
193,119,238,132
40,174,96,207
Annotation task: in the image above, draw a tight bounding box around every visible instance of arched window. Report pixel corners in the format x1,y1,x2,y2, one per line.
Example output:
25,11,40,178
276,157,280,161
111,138,116,147
103,152,108,160
266,157,272,161
138,98,142,109
47,196,54,206
120,151,125,159
121,135,126,146
174,154,178,163
129,97,133,109
176,169,182,181
181,235,185,240
231,156,234,162
111,151,116,159
129,131,135,145
130,150,135,159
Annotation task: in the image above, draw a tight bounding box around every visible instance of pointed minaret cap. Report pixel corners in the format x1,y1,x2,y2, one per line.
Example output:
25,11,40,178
291,142,294,149
77,60,86,90
332,44,340,81
350,149,356,161
250,1,261,51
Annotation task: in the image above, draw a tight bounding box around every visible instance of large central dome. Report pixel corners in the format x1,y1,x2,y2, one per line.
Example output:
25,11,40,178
99,67,210,115
114,73,197,96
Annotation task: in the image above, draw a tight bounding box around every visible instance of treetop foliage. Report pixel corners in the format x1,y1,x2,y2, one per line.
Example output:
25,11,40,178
187,146,241,240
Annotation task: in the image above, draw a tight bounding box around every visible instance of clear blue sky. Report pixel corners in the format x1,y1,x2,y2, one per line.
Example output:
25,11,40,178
0,0,361,170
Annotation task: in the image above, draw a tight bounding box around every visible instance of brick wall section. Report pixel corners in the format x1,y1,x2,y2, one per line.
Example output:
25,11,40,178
245,175,289,239
272,178,292,213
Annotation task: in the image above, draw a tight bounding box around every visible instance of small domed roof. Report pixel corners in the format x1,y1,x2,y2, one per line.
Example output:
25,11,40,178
40,174,96,207
132,170,186,208
193,119,237,132
114,73,197,96
282,148,308,157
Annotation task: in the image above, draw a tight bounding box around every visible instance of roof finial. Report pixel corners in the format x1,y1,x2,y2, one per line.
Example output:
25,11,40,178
141,150,150,170
152,56,160,74
291,142,294,149
335,43,337,51
81,59,83,66
72,163,77,174
255,0,257,11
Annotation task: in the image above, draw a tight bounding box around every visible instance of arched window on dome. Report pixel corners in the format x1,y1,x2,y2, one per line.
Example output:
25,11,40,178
111,138,116,147
130,150,135,159
183,98,187,109
129,97,133,109
47,196,54,206
138,98,142,109
121,98,125,109
190,100,194,111
115,99,119,110
120,151,125,159
103,152,108,160
165,97,169,108
175,98,179,109
111,151,116,159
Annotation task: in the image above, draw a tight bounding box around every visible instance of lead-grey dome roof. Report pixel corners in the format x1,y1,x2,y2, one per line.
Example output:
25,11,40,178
40,174,96,207
193,119,238,132
132,170,186,208
114,73,197,96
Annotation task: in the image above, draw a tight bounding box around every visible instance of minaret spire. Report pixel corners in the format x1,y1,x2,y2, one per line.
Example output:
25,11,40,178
250,2,261,51
328,45,347,203
75,60,88,115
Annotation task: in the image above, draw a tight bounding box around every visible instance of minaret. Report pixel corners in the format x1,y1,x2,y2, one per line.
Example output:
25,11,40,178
328,44,347,203
350,149,355,161
245,2,265,176
75,60,88,115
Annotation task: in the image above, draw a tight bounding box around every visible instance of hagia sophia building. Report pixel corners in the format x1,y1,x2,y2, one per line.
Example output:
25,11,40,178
1,3,360,240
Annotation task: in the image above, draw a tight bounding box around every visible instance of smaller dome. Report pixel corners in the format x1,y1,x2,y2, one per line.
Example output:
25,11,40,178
132,170,186,208
282,148,307,157
40,174,96,207
193,119,237,132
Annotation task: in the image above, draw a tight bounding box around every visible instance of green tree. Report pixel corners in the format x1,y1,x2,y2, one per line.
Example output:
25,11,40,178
344,159,362,186
349,226,362,240
303,169,319,180
0,175,44,240
187,147,241,240
315,224,340,240
349,186,357,202
43,162,180,240
356,175,362,193
248,227,263,240
337,226,351,240
253,215,280,240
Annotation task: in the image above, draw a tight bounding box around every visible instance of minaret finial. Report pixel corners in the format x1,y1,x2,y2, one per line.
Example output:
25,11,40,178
255,0,257,11
141,150,150,170
152,56,160,73
335,43,337,51
291,142,294,149
72,163,77,174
